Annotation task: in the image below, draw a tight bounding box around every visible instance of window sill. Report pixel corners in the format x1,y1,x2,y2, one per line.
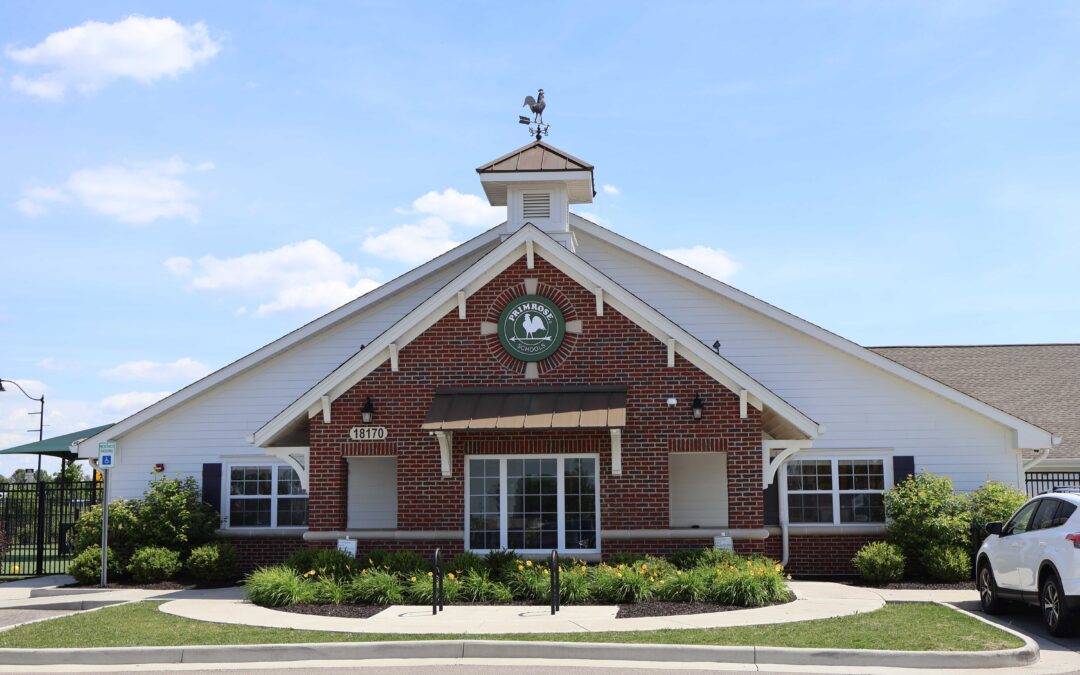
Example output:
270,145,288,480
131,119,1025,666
216,527,308,539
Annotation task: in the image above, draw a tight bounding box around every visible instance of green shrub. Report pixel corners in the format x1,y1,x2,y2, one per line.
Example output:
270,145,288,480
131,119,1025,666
285,548,358,580
448,551,486,576
71,499,142,562
137,475,218,554
384,551,426,576
558,565,591,604
697,548,742,569
637,555,677,577
669,547,706,570
967,481,1028,549
404,573,461,604
344,570,403,604
484,549,518,583
284,548,320,574
308,576,347,604
186,542,239,583
885,472,969,576
921,545,971,582
589,564,653,603
459,569,512,603
362,550,388,570
852,542,905,584
68,545,122,585
245,565,311,607
704,559,789,607
127,546,182,583
656,567,711,602
508,565,551,603
606,551,645,567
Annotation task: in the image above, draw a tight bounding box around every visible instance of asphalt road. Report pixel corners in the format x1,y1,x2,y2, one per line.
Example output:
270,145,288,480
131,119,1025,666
955,599,1080,653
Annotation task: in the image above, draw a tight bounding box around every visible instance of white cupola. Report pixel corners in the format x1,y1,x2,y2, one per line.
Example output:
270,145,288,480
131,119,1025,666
476,140,595,251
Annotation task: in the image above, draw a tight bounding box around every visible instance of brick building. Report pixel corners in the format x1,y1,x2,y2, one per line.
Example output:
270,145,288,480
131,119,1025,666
77,140,1059,574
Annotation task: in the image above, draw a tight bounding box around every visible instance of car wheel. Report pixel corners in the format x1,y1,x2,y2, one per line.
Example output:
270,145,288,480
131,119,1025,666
1041,572,1076,637
978,562,1008,614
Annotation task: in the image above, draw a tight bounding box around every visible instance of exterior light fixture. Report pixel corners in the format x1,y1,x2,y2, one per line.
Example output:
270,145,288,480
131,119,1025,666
691,394,704,420
361,397,375,425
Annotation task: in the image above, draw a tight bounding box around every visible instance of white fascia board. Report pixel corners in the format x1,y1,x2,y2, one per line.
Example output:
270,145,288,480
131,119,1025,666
75,227,504,453
570,215,1056,449
480,170,593,185
254,225,820,447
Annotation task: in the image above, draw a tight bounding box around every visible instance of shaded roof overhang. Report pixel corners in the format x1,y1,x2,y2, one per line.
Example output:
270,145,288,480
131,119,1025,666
0,424,114,460
422,386,626,431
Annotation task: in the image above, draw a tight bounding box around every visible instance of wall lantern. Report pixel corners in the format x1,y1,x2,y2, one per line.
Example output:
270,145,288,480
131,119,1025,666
361,396,376,425
691,394,704,420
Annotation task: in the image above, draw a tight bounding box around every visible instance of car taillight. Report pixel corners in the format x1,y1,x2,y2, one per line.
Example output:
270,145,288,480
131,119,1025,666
1066,533,1080,548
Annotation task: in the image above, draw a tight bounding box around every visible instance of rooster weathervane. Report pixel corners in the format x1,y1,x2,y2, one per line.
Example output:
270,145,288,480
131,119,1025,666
518,88,549,141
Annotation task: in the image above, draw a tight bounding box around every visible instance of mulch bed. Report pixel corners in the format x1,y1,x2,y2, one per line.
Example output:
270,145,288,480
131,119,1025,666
276,603,385,619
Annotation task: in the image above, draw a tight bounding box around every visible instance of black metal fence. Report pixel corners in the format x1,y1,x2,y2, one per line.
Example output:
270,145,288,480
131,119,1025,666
0,480,101,576
1025,472,1080,497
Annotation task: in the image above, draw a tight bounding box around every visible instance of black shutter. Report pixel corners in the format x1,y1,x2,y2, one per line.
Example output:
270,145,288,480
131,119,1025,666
892,456,915,485
763,481,780,526
202,463,223,512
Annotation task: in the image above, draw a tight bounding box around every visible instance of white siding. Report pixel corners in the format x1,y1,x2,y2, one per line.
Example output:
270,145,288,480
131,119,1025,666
106,252,485,499
347,457,397,528
574,228,1022,491
669,452,728,527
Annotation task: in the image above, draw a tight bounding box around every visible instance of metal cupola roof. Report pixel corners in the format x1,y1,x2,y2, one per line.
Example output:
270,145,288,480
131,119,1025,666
475,140,595,206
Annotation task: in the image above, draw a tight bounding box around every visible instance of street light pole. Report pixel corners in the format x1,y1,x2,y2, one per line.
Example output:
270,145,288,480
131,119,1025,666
0,379,45,476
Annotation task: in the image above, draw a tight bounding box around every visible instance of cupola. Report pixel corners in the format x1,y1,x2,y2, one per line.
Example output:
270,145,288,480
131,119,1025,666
476,140,595,251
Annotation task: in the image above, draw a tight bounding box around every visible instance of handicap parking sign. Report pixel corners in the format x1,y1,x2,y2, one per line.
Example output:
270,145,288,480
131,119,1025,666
98,441,117,468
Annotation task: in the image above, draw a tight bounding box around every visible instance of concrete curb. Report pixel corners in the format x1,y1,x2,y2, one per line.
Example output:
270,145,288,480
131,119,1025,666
0,635,1039,668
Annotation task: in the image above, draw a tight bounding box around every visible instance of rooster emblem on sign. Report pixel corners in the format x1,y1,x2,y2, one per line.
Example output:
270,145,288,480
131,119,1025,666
522,313,546,339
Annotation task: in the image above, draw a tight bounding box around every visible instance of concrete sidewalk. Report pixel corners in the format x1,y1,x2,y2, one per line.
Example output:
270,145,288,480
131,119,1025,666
159,581,884,634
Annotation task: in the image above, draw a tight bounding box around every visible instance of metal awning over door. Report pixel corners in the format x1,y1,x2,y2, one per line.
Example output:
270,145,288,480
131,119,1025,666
421,386,626,431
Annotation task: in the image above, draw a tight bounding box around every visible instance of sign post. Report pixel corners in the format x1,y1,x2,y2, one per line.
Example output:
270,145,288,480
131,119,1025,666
97,442,116,588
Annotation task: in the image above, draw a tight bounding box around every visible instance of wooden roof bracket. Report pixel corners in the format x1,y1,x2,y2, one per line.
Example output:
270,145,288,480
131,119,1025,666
267,447,311,491
320,395,331,424
761,439,814,489
610,428,622,476
432,431,453,477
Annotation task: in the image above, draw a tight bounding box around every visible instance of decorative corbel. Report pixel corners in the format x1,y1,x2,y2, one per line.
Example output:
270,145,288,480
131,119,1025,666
433,431,453,477
739,389,748,419
666,338,676,368
761,440,814,488
594,287,604,316
389,343,399,372
525,239,535,269
268,447,311,491
457,291,467,319
320,395,332,424
610,428,622,476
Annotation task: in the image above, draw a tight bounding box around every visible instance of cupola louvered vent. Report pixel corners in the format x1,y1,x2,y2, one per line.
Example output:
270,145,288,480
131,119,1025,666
522,192,551,219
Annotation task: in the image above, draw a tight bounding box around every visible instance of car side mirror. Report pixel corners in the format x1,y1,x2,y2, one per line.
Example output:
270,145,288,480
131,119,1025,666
985,521,1004,536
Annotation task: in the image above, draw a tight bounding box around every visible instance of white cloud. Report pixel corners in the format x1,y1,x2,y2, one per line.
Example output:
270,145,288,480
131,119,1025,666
364,189,502,265
17,158,210,224
99,391,171,415
16,186,68,216
660,245,740,281
37,357,77,371
172,240,382,316
164,256,193,276
362,217,461,265
6,16,220,101
100,357,211,383
602,184,620,196
400,189,504,228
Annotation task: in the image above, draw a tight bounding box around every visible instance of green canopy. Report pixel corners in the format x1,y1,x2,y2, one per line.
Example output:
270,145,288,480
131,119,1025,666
0,424,114,461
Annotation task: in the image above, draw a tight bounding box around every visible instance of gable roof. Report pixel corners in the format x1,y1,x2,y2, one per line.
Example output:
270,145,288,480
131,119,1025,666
872,345,1078,458
569,214,1059,450
252,224,822,447
75,228,504,456
476,140,593,173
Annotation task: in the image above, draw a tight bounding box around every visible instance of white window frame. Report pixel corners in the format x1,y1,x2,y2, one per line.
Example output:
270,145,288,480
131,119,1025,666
224,462,309,529
779,451,892,527
464,454,601,555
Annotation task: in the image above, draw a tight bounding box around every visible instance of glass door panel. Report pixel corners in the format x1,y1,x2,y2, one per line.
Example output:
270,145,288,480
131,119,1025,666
507,457,558,550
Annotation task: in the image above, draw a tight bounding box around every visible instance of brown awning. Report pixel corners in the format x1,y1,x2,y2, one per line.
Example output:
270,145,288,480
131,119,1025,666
422,386,627,431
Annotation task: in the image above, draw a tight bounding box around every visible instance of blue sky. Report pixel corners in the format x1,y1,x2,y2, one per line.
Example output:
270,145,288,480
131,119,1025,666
1,2,1079,473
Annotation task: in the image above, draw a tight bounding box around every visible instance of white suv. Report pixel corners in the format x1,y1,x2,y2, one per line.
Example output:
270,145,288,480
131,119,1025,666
977,491,1080,636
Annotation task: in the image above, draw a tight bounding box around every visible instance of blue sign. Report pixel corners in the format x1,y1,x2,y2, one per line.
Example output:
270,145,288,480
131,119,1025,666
98,441,117,469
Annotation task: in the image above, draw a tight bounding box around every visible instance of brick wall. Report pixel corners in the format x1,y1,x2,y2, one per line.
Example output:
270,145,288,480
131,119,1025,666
229,537,311,572
763,533,880,576
308,256,765,541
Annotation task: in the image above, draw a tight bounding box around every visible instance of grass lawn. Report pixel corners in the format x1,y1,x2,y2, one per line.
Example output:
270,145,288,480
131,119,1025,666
0,601,1021,652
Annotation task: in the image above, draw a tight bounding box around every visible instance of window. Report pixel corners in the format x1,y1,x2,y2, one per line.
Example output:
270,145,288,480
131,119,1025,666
669,453,728,527
227,464,308,528
784,456,888,525
466,455,599,552
1003,500,1040,536
1031,498,1063,531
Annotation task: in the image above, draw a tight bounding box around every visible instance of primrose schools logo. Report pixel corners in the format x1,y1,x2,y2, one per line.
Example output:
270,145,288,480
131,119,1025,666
498,294,565,362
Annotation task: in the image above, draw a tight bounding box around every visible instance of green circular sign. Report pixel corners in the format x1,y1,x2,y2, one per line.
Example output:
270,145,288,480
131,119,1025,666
498,295,565,362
